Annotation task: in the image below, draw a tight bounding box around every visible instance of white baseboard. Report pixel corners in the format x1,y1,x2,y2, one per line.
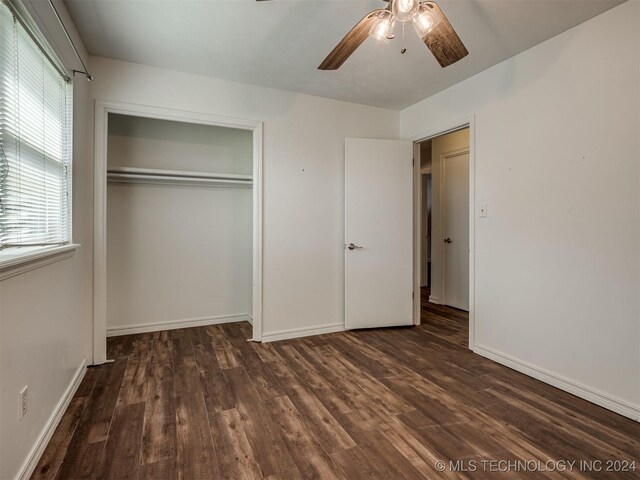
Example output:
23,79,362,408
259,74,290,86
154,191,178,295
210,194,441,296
16,358,87,480
474,344,640,422
107,313,251,337
262,322,345,343
428,296,440,304
246,313,254,325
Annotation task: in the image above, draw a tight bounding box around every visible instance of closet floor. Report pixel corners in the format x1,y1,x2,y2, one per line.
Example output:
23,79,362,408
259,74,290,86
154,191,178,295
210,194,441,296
33,303,639,479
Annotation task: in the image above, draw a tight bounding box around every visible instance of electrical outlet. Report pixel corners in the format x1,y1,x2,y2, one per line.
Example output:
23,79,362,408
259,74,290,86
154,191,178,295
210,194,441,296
19,386,28,419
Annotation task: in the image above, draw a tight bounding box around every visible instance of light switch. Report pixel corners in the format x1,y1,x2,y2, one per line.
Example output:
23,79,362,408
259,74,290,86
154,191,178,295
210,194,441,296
479,205,488,218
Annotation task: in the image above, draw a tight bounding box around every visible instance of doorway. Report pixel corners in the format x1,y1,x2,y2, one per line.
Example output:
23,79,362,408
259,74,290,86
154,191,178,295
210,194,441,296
93,101,263,365
106,114,254,339
413,125,473,348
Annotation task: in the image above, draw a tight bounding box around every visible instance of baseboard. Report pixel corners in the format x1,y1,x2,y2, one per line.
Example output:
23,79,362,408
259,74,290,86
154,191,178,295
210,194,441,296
16,358,87,480
107,313,251,337
262,322,345,343
473,344,640,422
428,296,440,304
246,313,254,325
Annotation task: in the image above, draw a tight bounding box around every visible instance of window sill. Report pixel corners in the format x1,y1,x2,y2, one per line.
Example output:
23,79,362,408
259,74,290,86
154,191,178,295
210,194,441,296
0,244,80,282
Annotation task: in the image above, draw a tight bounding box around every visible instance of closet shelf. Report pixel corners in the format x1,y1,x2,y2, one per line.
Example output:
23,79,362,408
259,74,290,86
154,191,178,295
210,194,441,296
107,167,253,188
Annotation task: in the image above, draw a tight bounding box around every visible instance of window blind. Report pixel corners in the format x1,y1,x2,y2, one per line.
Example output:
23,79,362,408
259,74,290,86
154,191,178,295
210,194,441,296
0,1,73,249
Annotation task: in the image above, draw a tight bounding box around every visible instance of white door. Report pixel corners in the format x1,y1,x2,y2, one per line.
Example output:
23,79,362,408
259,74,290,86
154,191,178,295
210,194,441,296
345,138,413,329
443,150,469,310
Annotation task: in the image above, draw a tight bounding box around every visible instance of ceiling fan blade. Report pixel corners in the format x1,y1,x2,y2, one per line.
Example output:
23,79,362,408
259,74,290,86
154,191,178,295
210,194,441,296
421,2,468,68
318,9,386,70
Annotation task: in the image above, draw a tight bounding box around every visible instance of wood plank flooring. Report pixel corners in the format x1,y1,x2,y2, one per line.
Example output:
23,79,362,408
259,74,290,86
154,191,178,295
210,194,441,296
33,291,639,479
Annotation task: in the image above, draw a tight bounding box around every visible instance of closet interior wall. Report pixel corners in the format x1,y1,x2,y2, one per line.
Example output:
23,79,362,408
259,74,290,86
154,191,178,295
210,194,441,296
106,114,253,335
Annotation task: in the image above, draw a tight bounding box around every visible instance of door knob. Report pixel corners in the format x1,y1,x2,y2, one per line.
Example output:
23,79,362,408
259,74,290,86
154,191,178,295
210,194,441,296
444,237,452,244
347,243,363,250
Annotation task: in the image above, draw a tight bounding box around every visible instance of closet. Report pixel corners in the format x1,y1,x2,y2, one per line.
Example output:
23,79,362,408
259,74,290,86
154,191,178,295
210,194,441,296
106,113,253,335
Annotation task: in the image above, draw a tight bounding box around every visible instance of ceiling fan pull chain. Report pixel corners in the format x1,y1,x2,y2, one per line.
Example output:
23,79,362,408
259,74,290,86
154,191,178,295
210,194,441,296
401,21,407,54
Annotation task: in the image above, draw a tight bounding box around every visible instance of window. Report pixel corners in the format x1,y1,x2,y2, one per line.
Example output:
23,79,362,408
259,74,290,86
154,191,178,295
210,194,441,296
0,1,73,250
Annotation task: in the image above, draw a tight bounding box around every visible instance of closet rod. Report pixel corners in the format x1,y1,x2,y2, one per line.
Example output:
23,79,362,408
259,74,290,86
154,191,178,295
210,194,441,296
107,166,251,180
107,172,252,188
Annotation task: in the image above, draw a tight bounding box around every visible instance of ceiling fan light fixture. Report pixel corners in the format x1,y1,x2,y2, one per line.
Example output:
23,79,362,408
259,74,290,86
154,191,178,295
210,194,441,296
368,11,395,44
392,0,418,23
412,3,441,38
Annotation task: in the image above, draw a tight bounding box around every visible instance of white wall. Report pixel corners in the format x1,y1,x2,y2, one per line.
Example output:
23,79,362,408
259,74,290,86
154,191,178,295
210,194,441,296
106,115,253,333
90,56,400,339
401,0,640,418
429,129,470,306
0,2,93,479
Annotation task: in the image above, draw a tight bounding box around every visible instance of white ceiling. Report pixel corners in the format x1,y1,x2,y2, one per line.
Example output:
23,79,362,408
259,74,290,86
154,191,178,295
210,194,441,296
64,0,625,110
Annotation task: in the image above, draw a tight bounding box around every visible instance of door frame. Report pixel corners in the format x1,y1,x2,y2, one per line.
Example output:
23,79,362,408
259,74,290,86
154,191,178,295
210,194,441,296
409,116,476,350
419,170,431,288
93,100,264,364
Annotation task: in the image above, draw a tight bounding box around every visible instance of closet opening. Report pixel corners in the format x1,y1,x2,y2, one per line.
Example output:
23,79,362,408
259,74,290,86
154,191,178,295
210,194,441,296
93,102,263,364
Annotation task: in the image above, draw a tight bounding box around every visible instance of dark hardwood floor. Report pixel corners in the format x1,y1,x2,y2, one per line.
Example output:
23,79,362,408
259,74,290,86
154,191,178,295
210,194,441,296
33,290,639,479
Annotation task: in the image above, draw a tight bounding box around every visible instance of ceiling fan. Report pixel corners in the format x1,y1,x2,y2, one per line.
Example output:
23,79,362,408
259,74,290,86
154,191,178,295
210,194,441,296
257,0,468,70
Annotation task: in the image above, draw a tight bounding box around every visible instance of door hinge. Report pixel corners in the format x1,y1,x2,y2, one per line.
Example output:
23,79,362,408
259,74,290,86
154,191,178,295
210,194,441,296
412,291,415,299
412,158,415,166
